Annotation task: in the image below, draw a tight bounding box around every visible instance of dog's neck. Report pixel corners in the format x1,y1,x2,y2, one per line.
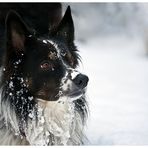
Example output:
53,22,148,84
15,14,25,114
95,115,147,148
25,97,84,145
0,93,85,145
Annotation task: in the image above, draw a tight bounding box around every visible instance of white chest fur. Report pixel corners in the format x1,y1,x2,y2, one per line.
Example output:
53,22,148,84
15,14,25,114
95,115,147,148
25,97,84,145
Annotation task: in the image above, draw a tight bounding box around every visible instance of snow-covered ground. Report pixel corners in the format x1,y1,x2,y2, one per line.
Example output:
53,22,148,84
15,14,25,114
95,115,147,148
77,35,148,145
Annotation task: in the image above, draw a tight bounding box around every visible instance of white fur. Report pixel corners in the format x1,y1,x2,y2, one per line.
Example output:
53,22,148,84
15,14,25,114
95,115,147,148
0,95,85,145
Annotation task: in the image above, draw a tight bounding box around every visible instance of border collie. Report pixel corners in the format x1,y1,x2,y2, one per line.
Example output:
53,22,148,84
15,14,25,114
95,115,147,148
0,4,89,145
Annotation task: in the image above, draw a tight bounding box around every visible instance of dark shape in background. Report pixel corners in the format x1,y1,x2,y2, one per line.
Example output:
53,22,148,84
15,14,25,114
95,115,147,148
0,3,62,64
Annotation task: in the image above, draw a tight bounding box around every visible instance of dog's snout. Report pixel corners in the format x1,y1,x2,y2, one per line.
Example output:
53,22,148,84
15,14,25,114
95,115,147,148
73,74,89,89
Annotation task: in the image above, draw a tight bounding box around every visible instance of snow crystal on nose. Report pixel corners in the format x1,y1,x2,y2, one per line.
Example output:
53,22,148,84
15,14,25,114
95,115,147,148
69,69,80,80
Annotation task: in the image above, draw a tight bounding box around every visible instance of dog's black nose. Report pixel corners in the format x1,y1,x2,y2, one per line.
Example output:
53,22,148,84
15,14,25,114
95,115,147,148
73,74,89,89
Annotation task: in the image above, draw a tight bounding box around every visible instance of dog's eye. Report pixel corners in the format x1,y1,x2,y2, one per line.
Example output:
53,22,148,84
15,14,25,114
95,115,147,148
40,61,52,71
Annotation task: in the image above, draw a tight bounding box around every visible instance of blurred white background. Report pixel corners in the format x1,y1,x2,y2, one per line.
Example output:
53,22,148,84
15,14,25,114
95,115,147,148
63,3,148,145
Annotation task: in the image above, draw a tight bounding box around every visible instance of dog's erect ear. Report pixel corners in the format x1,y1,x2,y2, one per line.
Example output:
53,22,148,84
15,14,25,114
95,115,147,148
52,6,74,43
6,10,32,51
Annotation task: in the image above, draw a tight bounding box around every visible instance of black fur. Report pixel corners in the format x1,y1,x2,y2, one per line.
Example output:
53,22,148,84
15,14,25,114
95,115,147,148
0,4,88,145
0,3,62,64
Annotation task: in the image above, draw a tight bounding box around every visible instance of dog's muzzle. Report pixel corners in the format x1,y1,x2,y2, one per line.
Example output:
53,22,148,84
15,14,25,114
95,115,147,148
60,69,89,99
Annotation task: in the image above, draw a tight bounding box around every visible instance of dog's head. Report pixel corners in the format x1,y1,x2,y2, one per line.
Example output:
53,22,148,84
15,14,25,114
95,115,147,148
3,6,89,104
0,6,89,144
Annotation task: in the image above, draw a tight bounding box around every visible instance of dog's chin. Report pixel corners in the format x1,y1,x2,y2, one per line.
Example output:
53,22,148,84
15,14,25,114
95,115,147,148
35,84,87,102
63,88,87,102
35,92,60,101
68,89,86,97
35,95,59,101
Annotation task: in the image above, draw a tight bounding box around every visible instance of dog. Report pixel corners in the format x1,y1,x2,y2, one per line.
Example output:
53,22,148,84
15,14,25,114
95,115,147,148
0,4,89,145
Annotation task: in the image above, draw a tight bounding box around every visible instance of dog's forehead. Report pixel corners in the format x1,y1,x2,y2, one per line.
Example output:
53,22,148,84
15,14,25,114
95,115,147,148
33,38,69,62
41,39,57,51
40,39,63,57
31,38,59,58
36,39,58,53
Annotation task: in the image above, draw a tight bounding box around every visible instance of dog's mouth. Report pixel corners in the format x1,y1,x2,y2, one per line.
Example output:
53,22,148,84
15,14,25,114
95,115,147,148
35,85,87,101
36,90,86,101
67,87,86,98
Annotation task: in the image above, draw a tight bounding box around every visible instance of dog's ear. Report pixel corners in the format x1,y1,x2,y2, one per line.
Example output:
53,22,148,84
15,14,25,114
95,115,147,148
6,10,32,51
52,6,74,43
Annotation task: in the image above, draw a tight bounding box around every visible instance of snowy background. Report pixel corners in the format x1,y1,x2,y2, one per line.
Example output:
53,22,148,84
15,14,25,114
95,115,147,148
63,3,148,145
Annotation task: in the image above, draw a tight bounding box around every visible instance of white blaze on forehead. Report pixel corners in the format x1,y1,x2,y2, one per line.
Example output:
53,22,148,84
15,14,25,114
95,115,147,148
46,40,76,72
45,39,70,69
46,40,61,58
41,39,61,60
